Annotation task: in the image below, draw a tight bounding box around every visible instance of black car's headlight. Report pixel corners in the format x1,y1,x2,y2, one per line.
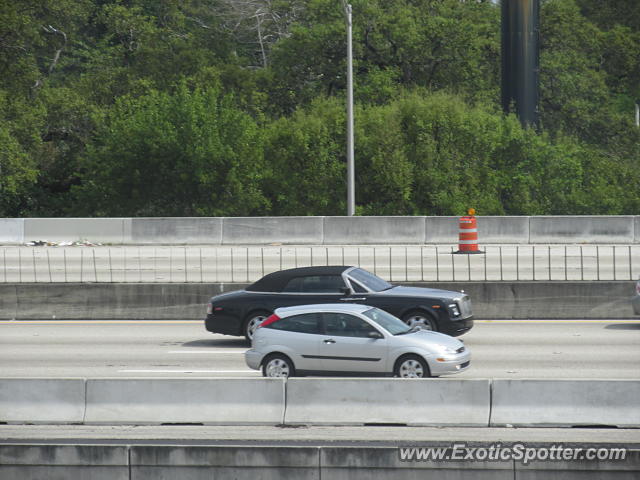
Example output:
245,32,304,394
448,303,460,316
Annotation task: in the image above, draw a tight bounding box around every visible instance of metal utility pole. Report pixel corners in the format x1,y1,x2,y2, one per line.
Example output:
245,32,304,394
501,0,540,128
342,1,355,216
635,100,639,127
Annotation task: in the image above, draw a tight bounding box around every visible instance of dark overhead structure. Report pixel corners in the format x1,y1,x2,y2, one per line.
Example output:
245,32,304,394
501,0,540,128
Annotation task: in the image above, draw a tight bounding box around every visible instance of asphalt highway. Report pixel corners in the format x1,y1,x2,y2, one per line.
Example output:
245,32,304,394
1,319,638,379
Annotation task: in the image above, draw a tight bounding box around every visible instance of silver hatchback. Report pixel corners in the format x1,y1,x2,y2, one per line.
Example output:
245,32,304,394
245,304,470,378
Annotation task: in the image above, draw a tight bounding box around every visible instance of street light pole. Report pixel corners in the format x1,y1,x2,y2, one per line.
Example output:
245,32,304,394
343,2,355,216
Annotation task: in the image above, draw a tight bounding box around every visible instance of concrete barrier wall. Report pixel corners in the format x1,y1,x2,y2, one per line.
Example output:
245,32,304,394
2,444,638,480
323,217,425,244
23,218,132,244
0,445,129,480
132,217,222,244
0,281,635,321
490,379,640,428
530,216,636,244
0,219,23,244
284,378,490,426
4,216,640,245
414,281,637,319
132,446,320,480
85,378,285,425
0,283,240,320
222,217,323,245
2,378,640,429
0,378,85,424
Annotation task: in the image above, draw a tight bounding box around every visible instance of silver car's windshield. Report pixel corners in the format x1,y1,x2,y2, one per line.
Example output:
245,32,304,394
362,308,410,335
349,268,392,292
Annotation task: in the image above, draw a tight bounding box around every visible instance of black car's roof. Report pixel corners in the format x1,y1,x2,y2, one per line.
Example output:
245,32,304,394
246,266,353,292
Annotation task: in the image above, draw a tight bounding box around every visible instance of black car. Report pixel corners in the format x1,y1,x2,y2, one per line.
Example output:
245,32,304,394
205,266,473,340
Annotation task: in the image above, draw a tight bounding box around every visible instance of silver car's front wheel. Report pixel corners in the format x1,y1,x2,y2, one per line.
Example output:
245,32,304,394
402,310,437,331
244,312,269,341
394,355,430,378
262,354,295,378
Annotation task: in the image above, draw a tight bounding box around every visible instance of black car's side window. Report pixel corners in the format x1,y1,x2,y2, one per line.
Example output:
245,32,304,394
267,313,321,334
282,275,345,294
282,277,305,292
322,313,379,338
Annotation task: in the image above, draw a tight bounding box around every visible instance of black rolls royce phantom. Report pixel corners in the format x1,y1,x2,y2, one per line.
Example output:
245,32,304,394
205,266,473,340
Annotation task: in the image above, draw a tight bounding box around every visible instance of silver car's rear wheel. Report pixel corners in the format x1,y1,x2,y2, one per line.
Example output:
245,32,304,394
402,310,437,331
262,354,295,378
244,312,269,341
394,355,430,378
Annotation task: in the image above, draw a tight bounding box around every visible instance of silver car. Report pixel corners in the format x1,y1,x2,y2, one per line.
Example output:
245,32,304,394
245,304,470,378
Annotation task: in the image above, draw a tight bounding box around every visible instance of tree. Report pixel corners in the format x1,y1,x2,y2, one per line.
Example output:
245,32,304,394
75,82,267,216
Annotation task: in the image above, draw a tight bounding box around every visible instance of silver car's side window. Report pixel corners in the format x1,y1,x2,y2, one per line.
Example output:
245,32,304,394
322,313,379,338
268,313,321,334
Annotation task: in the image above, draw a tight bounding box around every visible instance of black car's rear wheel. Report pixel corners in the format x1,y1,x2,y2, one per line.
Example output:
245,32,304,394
243,311,270,341
262,354,295,378
394,354,430,378
402,310,438,331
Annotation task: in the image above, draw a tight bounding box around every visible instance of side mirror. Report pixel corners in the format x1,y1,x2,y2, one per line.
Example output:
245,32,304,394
368,331,384,339
340,286,351,295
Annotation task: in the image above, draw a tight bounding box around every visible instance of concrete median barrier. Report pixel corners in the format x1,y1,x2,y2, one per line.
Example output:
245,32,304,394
323,217,425,244
0,219,23,244
4,215,640,245
284,378,490,426
0,378,85,424
84,378,285,425
490,379,640,428
530,216,636,244
222,217,323,245
23,218,131,244
132,218,222,244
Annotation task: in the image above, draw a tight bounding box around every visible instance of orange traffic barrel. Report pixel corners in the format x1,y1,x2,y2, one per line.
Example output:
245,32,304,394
455,209,484,254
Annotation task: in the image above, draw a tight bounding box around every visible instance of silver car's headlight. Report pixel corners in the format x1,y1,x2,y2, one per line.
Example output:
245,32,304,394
439,345,459,354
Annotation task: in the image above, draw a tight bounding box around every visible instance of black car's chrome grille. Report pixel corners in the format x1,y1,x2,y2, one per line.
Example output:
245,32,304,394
459,296,473,318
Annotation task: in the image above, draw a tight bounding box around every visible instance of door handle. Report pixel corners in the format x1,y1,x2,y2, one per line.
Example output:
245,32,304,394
323,339,336,344
340,297,366,301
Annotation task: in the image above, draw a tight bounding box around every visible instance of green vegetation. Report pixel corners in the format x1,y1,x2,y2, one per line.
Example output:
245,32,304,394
0,0,638,217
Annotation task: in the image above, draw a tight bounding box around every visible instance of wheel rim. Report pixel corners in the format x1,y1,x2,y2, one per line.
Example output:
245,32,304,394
246,315,267,339
404,314,434,331
265,358,290,377
399,359,425,378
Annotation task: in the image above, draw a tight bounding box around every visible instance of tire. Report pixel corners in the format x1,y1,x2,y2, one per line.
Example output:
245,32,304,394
394,354,431,378
402,310,438,331
243,311,270,341
262,353,295,378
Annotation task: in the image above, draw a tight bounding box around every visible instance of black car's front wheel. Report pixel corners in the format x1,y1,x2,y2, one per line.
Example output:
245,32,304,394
243,311,270,341
262,354,295,378
402,310,438,331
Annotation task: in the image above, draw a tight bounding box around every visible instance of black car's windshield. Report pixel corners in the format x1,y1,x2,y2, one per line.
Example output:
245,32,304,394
348,268,392,292
362,308,410,335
